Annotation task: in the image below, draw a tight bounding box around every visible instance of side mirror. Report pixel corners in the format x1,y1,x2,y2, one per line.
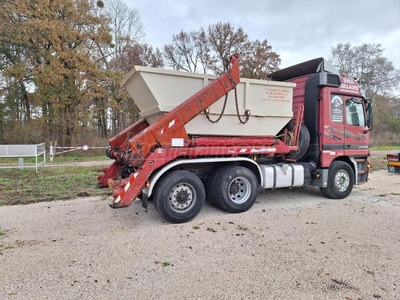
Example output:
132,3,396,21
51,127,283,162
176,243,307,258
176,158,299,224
365,100,373,131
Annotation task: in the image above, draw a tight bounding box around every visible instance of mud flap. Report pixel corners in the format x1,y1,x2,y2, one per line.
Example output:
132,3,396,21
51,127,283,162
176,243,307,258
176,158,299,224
311,169,329,187
141,192,149,211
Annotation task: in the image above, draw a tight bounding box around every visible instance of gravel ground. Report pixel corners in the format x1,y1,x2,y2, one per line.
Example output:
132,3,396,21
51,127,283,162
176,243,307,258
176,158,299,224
1,169,400,300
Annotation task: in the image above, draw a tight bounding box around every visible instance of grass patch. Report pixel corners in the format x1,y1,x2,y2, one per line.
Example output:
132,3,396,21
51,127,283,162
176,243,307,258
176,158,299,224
370,145,400,151
0,231,5,237
0,155,107,164
49,155,108,163
0,166,111,206
369,155,388,172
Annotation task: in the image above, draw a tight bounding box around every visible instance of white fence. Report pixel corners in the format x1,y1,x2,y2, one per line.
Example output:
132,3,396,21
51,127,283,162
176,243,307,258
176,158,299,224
0,143,46,172
49,141,107,161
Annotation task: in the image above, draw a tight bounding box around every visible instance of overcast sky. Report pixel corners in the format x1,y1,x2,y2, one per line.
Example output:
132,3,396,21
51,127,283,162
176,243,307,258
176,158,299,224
126,0,400,69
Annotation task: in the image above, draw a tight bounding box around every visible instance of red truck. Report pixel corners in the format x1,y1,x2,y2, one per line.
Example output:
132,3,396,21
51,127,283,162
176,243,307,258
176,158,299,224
98,54,373,223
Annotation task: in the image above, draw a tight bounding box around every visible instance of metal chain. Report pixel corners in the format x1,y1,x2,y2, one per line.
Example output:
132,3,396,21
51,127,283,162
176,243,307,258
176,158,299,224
234,87,251,124
204,86,251,124
204,93,229,124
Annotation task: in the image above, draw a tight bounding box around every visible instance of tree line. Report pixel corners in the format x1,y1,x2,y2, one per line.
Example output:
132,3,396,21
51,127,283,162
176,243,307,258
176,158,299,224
1,0,399,147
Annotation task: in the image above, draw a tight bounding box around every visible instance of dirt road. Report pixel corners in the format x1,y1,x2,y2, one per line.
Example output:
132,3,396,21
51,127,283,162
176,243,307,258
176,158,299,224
1,169,400,300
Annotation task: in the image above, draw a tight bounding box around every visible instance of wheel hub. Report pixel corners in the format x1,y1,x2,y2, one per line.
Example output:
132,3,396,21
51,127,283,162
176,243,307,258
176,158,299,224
335,170,349,192
228,177,251,204
169,184,195,212
176,190,189,204
230,182,240,195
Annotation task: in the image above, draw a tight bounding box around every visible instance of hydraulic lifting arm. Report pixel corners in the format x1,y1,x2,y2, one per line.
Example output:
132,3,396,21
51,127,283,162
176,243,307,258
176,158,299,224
100,54,240,207
107,53,241,168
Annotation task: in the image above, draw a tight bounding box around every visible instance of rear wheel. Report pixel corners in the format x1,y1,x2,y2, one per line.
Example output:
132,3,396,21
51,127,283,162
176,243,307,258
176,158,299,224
211,166,258,213
206,165,229,205
320,161,354,199
153,170,205,223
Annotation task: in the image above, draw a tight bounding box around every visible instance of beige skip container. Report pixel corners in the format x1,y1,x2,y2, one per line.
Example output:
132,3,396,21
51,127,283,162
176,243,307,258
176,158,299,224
122,66,296,137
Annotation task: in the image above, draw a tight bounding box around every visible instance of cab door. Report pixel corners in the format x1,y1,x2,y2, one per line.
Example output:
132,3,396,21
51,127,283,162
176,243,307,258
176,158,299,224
322,93,346,155
343,97,369,156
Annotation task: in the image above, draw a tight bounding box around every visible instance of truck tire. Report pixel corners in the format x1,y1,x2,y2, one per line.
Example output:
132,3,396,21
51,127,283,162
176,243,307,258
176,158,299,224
211,166,258,213
320,161,354,199
206,165,230,205
153,170,205,223
286,121,310,160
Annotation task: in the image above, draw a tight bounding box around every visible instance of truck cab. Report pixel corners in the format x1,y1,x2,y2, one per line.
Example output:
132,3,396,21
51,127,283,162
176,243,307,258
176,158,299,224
270,58,372,197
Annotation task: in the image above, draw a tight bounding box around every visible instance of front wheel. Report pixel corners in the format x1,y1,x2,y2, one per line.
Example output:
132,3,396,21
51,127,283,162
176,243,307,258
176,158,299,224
153,170,205,223
211,166,258,213
320,161,354,199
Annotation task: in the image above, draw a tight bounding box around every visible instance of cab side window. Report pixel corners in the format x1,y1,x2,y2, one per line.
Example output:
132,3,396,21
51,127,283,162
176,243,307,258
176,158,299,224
346,99,365,127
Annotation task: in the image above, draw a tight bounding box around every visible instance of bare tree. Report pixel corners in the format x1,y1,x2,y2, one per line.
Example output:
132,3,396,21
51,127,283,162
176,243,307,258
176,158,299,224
207,23,248,74
103,0,145,70
330,43,400,99
124,43,164,70
98,0,146,134
164,30,214,73
330,42,400,144
162,22,280,77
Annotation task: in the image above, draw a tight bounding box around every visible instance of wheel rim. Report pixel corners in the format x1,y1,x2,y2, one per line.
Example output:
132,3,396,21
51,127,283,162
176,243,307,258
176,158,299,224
228,176,251,204
169,183,196,213
334,169,350,192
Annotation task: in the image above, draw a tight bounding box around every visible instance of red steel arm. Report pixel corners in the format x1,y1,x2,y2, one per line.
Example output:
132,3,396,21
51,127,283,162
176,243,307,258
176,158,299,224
98,118,149,187
117,53,240,167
